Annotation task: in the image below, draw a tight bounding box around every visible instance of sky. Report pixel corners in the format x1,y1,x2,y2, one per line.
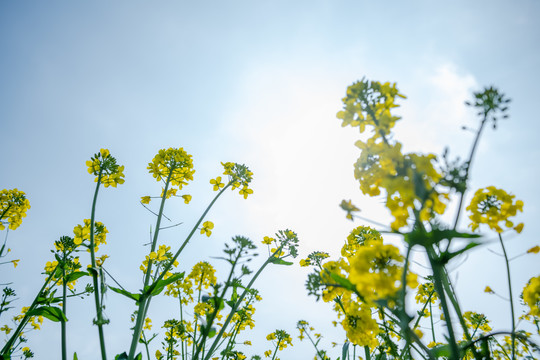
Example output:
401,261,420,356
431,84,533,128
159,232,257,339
1,1,540,358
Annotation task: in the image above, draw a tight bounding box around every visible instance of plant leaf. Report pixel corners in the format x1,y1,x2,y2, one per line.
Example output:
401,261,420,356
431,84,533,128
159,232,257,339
27,306,67,323
268,257,293,266
108,286,140,302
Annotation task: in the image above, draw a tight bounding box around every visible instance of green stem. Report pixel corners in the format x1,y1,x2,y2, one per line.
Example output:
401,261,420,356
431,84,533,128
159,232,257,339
0,266,57,355
202,248,282,360
61,254,67,360
498,233,516,360
452,116,487,231
89,169,108,360
194,246,242,359
303,327,325,360
426,246,459,360
270,341,280,360
128,172,174,359
129,181,231,360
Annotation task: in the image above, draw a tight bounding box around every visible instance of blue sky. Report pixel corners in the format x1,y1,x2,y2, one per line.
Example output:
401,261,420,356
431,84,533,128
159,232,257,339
1,1,539,358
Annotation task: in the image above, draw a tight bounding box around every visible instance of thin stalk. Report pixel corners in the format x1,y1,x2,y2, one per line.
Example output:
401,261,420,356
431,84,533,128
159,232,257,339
426,246,459,360
202,248,282,360
61,255,67,360
129,180,231,359
129,171,173,359
303,328,326,360
194,247,242,358
270,340,281,360
429,301,436,343
89,169,108,360
398,244,413,355
498,233,516,360
452,116,488,231
1,266,57,355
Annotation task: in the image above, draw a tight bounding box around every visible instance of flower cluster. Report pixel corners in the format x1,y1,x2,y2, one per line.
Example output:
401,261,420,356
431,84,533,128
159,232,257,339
221,162,254,199
523,276,540,316
86,148,125,187
337,80,448,230
147,147,195,187
304,226,417,350
73,219,108,251
0,189,31,231
264,330,293,358
467,186,524,233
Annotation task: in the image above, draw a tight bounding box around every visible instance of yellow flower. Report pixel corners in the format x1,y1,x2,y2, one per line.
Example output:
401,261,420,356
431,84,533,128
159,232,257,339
484,286,494,294
340,199,360,220
200,221,214,237
210,176,225,191
86,149,125,188
239,186,253,199
140,196,151,204
262,236,274,245
0,325,12,334
143,317,152,330
147,148,195,188
527,246,540,254
181,194,192,204
467,186,523,233
187,262,217,290
523,276,540,316
0,189,31,231
299,258,310,267
11,259,19,268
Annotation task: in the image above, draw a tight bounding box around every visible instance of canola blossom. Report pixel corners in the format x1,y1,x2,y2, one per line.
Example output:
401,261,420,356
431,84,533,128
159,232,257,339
0,189,30,231
467,186,524,233
86,148,125,188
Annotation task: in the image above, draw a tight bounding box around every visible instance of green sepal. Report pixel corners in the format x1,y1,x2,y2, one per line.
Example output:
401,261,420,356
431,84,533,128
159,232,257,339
268,257,293,266
73,353,78,360
27,305,67,323
108,286,140,302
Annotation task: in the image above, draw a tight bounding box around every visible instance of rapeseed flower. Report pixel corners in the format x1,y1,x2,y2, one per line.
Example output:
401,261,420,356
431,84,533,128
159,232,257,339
523,276,540,316
86,148,125,188
147,147,195,188
467,186,523,233
200,221,214,237
0,189,31,231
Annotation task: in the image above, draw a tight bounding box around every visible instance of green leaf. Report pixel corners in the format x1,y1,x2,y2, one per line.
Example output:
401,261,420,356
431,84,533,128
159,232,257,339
430,344,452,358
114,353,128,360
27,306,67,323
65,271,89,283
329,272,355,292
441,242,480,263
73,353,78,360
135,354,142,360
108,286,140,302
342,341,350,360
268,257,293,266
145,272,185,296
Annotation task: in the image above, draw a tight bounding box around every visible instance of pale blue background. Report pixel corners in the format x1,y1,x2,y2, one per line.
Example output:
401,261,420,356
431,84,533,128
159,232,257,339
1,1,539,358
